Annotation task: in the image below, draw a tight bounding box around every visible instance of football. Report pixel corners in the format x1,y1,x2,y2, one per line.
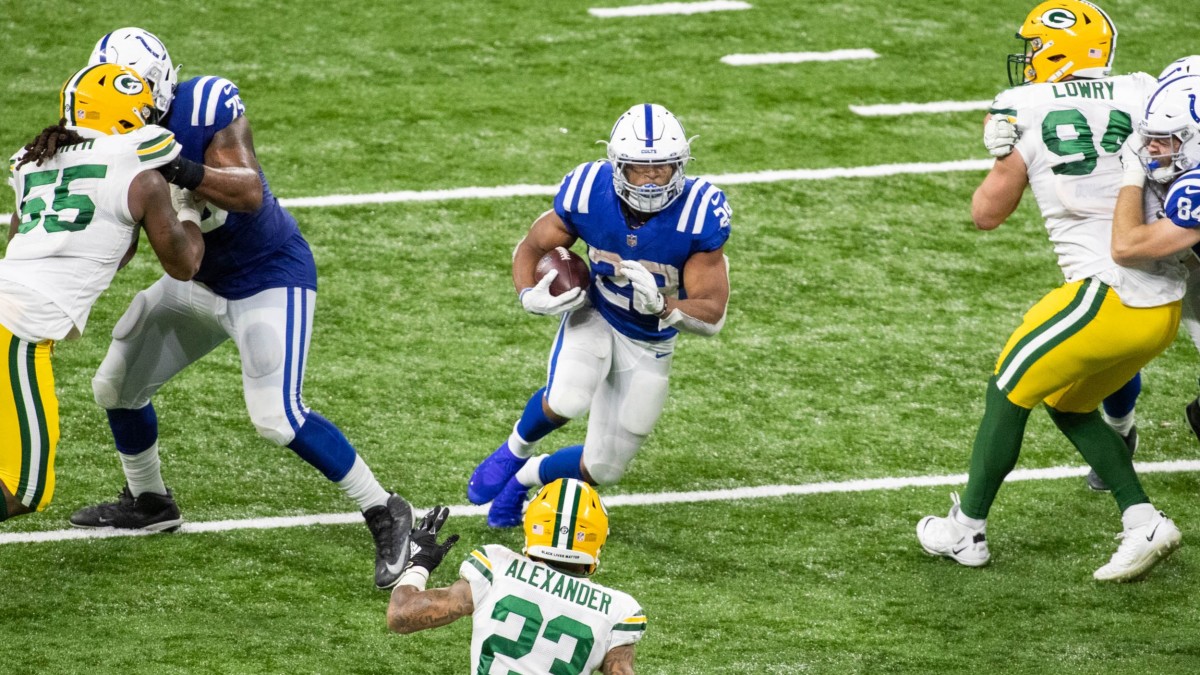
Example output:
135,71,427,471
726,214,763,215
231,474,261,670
535,247,590,296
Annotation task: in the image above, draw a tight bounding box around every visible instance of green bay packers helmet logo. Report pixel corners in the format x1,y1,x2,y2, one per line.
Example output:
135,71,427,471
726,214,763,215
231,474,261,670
114,73,145,95
1040,8,1077,29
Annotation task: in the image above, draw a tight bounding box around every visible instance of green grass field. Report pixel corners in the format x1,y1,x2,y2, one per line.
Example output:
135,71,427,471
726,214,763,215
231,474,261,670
3,1,1200,672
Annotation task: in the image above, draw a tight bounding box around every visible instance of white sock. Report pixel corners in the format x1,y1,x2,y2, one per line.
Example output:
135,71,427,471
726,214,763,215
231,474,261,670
507,423,536,458
119,443,167,497
954,508,986,531
515,455,547,488
1121,502,1156,530
338,456,391,512
1103,411,1135,437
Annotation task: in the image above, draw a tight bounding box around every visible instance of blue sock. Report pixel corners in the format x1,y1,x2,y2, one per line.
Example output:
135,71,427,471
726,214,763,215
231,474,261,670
287,411,357,481
1103,373,1141,419
107,405,159,455
515,387,565,443
539,445,585,483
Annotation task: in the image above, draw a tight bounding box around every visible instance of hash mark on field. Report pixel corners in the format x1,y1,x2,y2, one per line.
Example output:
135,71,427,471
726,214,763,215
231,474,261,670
720,49,879,66
850,100,992,116
3,460,1198,546
589,1,751,18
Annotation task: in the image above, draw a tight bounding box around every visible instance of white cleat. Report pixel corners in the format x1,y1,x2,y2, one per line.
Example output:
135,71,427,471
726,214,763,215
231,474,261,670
917,493,990,568
1093,511,1182,582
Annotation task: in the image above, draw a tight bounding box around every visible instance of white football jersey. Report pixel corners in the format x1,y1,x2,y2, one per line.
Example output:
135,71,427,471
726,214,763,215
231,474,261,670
995,73,1187,307
460,545,646,675
2,125,180,341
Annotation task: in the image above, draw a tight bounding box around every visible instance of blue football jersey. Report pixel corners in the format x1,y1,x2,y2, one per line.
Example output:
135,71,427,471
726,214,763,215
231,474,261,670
1165,169,1200,230
164,76,316,299
554,161,731,341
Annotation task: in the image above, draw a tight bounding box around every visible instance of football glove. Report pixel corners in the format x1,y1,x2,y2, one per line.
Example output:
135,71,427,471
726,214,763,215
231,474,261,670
520,270,586,316
619,260,665,315
983,115,1019,158
404,506,460,576
1119,139,1146,188
170,184,205,227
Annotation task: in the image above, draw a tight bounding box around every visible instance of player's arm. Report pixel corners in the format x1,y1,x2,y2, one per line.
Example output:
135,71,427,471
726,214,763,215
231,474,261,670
601,645,637,675
1111,185,1200,264
387,578,475,634
128,169,204,280
160,116,262,213
971,150,1028,230
662,246,729,336
8,212,17,242
513,209,578,291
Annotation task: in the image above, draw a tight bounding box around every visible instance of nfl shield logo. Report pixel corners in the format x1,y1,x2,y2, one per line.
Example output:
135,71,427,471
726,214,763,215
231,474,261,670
627,233,638,247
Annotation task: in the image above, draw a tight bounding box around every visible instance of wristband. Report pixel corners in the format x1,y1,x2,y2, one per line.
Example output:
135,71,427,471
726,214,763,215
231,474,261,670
655,295,671,319
159,155,206,191
396,567,429,591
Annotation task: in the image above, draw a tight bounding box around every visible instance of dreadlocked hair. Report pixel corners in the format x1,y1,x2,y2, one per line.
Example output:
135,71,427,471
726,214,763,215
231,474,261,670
16,119,87,170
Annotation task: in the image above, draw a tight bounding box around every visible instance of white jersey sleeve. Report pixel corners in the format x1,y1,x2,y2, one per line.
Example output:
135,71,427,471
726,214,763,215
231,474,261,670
460,545,646,675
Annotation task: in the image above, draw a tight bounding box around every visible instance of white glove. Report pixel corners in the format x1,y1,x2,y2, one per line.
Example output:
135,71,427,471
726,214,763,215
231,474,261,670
983,115,1019,158
520,270,586,316
170,184,206,227
1119,138,1146,188
619,260,665,316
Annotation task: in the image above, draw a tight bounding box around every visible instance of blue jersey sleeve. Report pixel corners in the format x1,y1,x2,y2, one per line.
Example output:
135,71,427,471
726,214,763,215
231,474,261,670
683,184,731,253
553,161,608,235
167,76,247,162
1164,174,1200,229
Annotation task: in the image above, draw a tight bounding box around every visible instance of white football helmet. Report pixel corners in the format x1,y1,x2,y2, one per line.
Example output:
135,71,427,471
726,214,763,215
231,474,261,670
1159,55,1200,81
1136,75,1200,184
607,103,691,213
88,27,178,117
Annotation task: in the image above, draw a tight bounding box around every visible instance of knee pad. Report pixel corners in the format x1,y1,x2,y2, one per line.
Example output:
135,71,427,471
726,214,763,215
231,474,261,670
252,415,297,446
241,322,284,378
546,384,591,420
583,456,628,486
111,290,152,341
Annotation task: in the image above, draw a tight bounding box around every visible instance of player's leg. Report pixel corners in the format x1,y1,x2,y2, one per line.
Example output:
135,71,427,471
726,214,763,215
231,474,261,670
1179,263,1200,441
72,277,226,531
230,287,413,589
469,307,610,505
0,328,59,522
1088,373,1141,491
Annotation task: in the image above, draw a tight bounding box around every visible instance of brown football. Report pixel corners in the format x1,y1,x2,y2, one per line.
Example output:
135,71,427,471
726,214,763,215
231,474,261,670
535,247,590,296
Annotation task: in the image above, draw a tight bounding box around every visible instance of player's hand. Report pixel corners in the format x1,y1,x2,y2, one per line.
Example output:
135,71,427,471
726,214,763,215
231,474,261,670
404,506,460,576
983,115,1019,158
520,270,586,316
619,260,665,315
1119,138,1146,188
170,184,206,227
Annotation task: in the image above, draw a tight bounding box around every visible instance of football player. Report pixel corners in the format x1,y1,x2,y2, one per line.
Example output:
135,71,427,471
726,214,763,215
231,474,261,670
465,103,731,527
917,0,1184,582
2,64,203,522
388,480,645,674
67,28,414,590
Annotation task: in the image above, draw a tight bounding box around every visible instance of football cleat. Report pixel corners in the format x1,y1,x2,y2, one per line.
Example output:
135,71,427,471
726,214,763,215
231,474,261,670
487,476,530,529
917,493,990,567
467,441,528,505
363,493,414,590
1094,511,1182,582
1086,426,1139,492
69,485,183,532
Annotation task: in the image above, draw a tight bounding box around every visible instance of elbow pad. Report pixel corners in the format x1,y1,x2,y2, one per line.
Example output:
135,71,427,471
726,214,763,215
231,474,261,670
661,307,725,337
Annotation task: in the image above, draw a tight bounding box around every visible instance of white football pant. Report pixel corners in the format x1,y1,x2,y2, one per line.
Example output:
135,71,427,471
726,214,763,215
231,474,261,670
543,305,673,485
92,275,315,446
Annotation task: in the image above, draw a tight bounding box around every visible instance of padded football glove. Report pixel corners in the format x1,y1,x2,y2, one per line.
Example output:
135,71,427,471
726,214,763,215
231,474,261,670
404,506,460,576
619,260,665,316
520,270,586,316
983,115,1019,158
1119,139,1146,188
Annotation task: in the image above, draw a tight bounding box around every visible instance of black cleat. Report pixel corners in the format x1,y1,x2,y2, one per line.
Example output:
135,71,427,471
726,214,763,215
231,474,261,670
69,485,183,532
364,493,414,590
1187,398,1200,444
1087,426,1139,492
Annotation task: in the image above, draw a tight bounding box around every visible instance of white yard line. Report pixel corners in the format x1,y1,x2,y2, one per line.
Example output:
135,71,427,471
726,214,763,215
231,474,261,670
589,1,751,18
721,49,879,66
1,158,993,221
4,459,1198,546
850,100,992,117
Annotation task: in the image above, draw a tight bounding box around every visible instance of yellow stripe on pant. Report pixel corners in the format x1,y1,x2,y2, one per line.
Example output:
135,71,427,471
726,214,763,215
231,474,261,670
0,323,59,512
994,278,1181,412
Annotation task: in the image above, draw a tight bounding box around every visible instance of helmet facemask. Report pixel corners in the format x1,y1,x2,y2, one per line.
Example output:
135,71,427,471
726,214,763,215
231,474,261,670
607,103,691,214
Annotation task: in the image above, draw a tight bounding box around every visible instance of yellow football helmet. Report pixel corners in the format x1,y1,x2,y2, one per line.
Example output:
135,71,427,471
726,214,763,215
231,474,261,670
523,479,609,576
1007,0,1117,86
60,63,155,135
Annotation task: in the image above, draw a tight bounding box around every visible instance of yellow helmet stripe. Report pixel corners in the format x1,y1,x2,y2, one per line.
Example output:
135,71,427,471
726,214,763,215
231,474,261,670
60,64,105,123
552,479,583,551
